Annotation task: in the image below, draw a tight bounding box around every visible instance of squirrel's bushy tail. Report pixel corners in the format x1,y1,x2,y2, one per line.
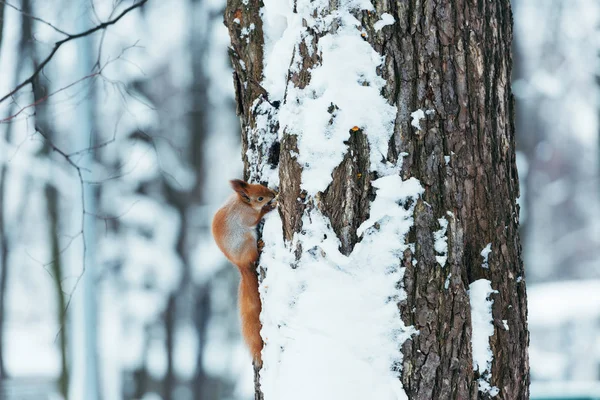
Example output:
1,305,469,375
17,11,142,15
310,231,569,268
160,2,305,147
238,268,263,365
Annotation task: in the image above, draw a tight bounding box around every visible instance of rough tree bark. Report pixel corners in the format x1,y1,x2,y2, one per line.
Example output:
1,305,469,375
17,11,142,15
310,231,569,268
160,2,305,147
225,1,529,399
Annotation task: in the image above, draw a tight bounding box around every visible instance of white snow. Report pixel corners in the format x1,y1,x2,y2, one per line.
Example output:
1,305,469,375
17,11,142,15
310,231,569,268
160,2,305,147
256,1,428,396
5,324,61,376
527,280,600,327
261,0,397,194
174,323,199,380
374,13,395,31
433,217,448,267
469,279,499,397
357,175,423,236
410,109,425,131
245,100,280,187
147,339,168,379
444,273,451,290
481,243,492,269
259,172,423,399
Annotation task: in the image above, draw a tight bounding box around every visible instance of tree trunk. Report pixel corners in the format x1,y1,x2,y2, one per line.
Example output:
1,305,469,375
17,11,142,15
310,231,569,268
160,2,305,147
225,1,529,399
27,0,69,393
0,1,8,379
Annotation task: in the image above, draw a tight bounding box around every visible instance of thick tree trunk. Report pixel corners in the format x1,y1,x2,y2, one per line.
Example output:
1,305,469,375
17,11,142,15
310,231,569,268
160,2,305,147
225,1,528,399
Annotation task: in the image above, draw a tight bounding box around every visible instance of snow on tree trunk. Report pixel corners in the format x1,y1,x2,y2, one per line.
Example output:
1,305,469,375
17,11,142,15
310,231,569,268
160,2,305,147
225,0,529,399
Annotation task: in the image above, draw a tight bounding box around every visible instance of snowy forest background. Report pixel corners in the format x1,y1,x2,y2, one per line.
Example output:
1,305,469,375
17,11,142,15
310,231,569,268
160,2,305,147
0,0,598,399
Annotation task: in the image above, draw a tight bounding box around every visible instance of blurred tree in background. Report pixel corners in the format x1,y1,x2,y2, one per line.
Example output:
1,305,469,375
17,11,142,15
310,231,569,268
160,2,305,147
0,0,249,398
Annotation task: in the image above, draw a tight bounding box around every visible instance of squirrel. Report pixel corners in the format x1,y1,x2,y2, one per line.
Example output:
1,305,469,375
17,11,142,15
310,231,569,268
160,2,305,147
211,179,278,366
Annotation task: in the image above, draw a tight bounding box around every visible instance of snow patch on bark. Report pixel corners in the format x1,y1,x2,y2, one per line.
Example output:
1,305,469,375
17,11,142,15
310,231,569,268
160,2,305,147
481,243,492,269
259,173,423,400
469,279,500,397
374,13,395,31
433,217,448,267
410,109,425,130
245,100,280,187
261,0,396,194
256,1,423,398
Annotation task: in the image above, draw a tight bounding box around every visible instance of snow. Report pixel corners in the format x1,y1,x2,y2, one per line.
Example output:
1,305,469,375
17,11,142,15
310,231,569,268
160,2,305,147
433,217,448,267
530,381,600,399
261,0,397,194
410,109,425,131
147,339,168,379
374,13,395,31
255,2,428,397
5,324,61,376
469,279,499,397
174,323,199,380
259,172,423,399
481,243,492,269
357,175,424,236
245,100,280,187
444,273,451,290
527,280,600,327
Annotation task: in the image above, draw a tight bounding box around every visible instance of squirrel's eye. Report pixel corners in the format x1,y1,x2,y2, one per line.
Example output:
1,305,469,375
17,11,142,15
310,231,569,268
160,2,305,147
257,197,264,201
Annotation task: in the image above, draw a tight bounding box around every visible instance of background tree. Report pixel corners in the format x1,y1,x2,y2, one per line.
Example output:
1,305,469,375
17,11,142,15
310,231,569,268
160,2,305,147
225,0,529,399
0,0,246,398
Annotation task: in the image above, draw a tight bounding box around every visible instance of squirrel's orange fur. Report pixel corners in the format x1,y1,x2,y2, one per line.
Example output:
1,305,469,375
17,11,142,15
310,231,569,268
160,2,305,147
212,179,277,365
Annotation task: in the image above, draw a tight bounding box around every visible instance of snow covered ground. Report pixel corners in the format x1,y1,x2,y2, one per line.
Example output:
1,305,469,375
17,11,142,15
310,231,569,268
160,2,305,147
528,280,600,382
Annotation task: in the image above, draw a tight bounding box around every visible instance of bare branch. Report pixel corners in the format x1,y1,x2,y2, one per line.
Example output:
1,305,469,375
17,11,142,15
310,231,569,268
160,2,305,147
35,127,90,172
0,0,148,105
0,0,72,36
0,72,100,123
1,40,141,123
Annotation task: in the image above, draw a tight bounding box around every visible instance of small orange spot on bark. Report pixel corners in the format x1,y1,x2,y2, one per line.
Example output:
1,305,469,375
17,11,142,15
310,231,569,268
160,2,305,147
351,126,360,132
234,9,242,22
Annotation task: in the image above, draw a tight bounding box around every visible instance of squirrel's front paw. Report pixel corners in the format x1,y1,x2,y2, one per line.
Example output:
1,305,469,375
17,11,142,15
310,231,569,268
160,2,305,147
263,198,277,212
257,239,265,252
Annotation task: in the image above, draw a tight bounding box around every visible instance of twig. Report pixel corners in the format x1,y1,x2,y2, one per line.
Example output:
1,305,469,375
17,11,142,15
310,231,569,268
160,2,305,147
0,0,148,105
0,72,100,123
35,126,90,172
1,39,141,123
0,0,72,36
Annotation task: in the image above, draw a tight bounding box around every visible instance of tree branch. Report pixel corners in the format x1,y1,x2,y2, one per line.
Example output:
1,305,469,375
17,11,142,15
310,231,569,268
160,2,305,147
0,72,99,123
0,0,148,105
0,0,72,36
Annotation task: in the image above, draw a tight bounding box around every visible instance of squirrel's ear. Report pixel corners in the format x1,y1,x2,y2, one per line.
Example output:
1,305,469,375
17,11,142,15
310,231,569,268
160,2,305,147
230,179,248,193
230,179,250,201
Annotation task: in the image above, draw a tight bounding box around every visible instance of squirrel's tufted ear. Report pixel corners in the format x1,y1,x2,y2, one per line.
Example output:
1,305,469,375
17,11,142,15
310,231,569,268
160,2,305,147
230,179,250,201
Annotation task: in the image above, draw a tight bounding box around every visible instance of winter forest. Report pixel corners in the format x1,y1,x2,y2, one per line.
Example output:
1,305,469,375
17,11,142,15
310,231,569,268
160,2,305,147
0,0,598,399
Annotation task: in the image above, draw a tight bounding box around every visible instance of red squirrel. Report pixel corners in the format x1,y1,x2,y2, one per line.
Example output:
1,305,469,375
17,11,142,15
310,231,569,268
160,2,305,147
212,179,277,366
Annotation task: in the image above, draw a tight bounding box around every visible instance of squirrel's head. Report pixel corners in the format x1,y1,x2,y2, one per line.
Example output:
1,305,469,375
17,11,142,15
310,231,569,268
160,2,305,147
230,179,278,213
